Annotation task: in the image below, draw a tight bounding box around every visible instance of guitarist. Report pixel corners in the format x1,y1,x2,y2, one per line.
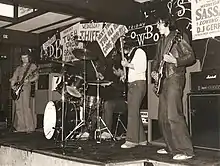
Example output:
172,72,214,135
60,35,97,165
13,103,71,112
120,43,147,148
151,16,195,160
10,51,39,133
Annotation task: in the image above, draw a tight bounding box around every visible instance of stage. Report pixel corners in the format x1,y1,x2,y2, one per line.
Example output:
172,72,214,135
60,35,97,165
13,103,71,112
0,130,219,166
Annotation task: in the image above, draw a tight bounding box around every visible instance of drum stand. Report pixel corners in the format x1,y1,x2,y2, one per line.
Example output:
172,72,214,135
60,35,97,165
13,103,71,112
64,55,87,141
91,61,116,143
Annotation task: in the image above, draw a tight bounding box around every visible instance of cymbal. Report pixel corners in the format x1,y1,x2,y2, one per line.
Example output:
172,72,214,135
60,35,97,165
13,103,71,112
88,80,113,86
73,48,97,60
66,86,82,98
50,59,79,67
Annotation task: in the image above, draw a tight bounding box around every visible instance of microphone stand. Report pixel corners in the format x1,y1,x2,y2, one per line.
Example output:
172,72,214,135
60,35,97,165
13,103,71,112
91,61,115,143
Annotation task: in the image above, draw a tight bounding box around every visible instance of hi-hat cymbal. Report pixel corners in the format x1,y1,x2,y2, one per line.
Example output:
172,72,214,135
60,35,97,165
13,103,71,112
50,59,79,67
73,48,97,60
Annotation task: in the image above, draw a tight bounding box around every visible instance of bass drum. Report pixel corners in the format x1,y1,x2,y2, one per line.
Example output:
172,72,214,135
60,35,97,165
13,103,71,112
43,100,79,140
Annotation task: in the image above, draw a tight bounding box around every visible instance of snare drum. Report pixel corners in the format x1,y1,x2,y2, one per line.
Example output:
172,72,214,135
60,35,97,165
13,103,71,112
85,95,103,110
43,100,79,140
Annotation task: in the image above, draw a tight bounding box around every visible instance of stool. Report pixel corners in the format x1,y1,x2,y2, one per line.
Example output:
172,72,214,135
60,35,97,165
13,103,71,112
114,112,127,139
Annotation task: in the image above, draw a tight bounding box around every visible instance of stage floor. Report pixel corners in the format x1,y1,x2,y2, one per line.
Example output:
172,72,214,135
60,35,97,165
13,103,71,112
0,130,220,166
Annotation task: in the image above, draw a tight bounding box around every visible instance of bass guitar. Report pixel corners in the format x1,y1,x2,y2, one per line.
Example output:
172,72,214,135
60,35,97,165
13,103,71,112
119,37,126,82
119,37,128,98
11,68,38,100
154,31,182,96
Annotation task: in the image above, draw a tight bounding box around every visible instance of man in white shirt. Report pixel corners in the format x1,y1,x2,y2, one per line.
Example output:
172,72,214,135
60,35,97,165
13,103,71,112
120,44,147,148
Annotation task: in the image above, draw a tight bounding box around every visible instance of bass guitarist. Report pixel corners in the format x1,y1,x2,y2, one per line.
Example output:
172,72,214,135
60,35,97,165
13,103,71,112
10,51,39,133
120,43,147,148
151,16,195,160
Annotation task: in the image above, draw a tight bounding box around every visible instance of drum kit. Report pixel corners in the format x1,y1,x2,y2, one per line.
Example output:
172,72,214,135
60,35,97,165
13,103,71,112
43,48,115,145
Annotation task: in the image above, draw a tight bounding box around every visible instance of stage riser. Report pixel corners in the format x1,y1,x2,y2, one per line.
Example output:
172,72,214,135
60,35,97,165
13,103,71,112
0,145,190,166
0,146,100,166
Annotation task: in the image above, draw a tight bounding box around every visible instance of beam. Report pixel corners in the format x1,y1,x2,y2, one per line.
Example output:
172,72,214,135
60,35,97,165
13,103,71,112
14,0,143,25
0,16,13,22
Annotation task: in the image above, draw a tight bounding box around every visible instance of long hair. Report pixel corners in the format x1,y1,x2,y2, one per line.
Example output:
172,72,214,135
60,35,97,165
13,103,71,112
156,15,176,30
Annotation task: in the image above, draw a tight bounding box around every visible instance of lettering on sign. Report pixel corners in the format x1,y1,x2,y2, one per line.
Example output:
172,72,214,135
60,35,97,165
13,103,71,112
127,23,160,47
192,0,220,40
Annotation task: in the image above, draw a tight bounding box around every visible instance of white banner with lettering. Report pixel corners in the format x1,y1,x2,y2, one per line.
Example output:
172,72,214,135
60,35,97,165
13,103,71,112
191,0,220,40
96,23,128,57
78,22,103,42
60,23,83,62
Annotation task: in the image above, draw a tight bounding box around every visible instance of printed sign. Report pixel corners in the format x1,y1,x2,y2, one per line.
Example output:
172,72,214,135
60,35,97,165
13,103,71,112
127,23,160,47
42,34,56,50
191,0,220,40
78,22,103,42
96,23,128,57
60,23,83,62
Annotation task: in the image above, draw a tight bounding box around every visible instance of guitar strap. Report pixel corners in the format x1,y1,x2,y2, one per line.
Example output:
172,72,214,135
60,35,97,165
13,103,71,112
126,47,138,63
19,63,32,83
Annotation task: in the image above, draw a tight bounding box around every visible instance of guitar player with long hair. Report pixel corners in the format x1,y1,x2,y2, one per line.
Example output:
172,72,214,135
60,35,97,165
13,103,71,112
120,43,147,148
10,50,39,133
151,16,195,160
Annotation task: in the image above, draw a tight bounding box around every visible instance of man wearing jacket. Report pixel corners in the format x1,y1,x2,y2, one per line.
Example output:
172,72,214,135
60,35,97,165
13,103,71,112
151,16,195,160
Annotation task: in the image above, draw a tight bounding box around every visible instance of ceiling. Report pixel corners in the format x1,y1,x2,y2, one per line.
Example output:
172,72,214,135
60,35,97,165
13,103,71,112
0,0,164,34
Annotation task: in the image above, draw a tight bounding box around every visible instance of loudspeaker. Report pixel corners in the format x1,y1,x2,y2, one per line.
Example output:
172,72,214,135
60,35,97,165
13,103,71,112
188,93,220,150
35,73,61,115
147,59,201,144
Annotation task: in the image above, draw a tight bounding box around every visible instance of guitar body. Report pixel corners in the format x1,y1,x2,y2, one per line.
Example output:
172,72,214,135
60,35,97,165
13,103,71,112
11,67,38,100
154,72,164,96
154,60,165,96
11,84,23,100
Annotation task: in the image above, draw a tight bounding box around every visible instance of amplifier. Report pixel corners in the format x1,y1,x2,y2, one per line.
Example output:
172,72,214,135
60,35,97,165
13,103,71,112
38,63,61,73
191,69,220,92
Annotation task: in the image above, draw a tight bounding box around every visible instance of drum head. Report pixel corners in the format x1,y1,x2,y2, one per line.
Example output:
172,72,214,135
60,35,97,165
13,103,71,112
43,101,57,139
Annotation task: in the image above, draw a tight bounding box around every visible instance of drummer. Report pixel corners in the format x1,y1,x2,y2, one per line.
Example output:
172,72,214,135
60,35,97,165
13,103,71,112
100,50,127,139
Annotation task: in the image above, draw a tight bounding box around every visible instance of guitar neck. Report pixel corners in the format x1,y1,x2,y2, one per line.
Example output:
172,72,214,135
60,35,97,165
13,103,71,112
119,37,126,77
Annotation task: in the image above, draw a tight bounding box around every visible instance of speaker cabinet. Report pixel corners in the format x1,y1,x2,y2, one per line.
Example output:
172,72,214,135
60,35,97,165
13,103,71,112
35,73,61,115
188,93,220,151
147,60,201,144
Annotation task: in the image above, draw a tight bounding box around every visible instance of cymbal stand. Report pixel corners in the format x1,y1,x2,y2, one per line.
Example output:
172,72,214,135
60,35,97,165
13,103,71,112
65,55,87,141
56,62,66,149
91,60,115,143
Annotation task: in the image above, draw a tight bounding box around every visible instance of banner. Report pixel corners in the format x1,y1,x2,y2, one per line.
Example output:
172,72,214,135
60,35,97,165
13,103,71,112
42,34,56,50
192,0,220,40
78,22,103,42
60,23,83,62
96,23,128,57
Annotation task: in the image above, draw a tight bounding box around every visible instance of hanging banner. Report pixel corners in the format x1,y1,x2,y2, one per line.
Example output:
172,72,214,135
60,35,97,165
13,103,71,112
96,23,128,57
191,0,220,40
78,22,103,42
60,23,83,62
42,34,56,50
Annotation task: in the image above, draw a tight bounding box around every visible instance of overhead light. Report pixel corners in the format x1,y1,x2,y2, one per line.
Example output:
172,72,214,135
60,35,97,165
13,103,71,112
0,3,14,17
133,0,152,3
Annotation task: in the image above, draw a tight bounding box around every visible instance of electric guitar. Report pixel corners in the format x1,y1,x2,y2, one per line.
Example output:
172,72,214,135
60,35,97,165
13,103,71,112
153,31,182,96
119,37,128,98
11,68,38,100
